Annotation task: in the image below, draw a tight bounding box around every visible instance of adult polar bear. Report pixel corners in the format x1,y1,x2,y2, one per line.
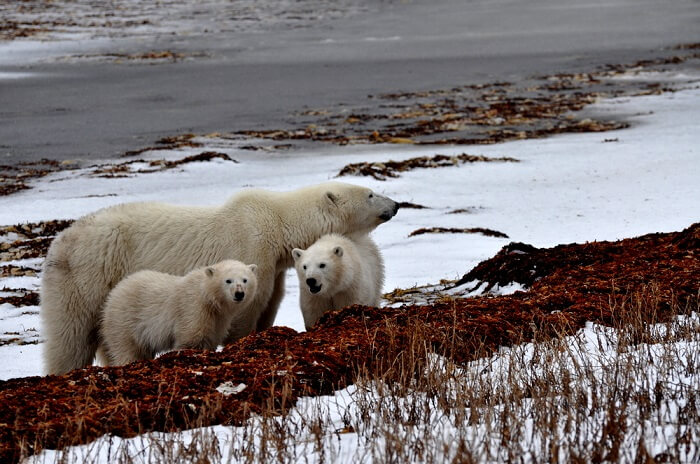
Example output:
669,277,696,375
41,182,399,375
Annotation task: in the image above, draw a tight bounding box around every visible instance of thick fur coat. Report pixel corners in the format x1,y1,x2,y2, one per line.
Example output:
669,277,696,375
292,233,384,330
99,260,258,366
41,182,399,374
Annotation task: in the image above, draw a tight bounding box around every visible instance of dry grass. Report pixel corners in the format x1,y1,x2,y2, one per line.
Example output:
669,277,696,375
30,286,699,464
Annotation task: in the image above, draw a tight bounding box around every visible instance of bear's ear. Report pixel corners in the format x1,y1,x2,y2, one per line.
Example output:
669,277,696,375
292,248,303,261
325,191,339,206
334,246,344,257
248,264,258,274
205,267,214,278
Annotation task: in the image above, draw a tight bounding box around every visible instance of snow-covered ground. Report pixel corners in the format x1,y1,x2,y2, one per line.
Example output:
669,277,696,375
1,71,699,462
27,314,700,463
1,72,699,382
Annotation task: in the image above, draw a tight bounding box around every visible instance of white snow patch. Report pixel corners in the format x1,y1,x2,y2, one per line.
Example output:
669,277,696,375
216,382,247,396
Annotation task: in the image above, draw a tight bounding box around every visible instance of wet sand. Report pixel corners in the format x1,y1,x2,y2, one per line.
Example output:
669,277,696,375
1,0,699,166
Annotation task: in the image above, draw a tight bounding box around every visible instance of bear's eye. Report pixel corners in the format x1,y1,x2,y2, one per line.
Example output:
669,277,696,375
243,278,247,283
303,265,307,270
319,263,326,269
368,193,374,198
226,279,232,284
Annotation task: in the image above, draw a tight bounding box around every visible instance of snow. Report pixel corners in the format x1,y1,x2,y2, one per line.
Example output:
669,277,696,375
1,73,699,380
215,382,247,396
27,314,700,463
1,72,699,461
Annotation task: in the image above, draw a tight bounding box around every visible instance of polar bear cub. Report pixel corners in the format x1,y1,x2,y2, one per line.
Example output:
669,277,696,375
292,233,384,330
42,182,399,375
99,260,258,366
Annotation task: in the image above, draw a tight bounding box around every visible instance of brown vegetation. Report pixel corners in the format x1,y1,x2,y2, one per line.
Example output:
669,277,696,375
2,49,698,198
90,151,237,178
337,153,518,181
0,160,77,197
121,134,202,158
408,227,509,239
0,220,74,263
240,51,699,147
0,222,697,462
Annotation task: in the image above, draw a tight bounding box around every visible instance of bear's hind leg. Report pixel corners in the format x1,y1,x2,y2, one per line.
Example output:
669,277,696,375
106,337,152,366
41,268,101,375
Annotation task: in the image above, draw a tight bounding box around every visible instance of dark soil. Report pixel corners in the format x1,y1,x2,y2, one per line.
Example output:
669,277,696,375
1,223,698,462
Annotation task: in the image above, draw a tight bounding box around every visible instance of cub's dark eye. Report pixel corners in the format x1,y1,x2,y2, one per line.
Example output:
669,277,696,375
369,193,374,198
226,279,232,284
319,263,326,269
303,265,307,270
243,278,247,283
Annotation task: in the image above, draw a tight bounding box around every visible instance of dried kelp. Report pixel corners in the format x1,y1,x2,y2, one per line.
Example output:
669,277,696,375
1,223,697,463
91,151,237,178
338,153,518,180
408,227,509,239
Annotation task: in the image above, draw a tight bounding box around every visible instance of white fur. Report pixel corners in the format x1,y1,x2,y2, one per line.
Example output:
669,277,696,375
40,182,399,374
99,260,258,366
292,233,384,330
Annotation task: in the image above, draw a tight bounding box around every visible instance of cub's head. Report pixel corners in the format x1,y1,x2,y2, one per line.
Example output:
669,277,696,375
205,260,258,306
292,236,353,297
318,182,399,234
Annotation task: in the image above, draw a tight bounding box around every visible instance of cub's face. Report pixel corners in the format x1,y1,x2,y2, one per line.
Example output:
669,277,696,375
206,261,258,306
323,183,400,233
292,245,344,297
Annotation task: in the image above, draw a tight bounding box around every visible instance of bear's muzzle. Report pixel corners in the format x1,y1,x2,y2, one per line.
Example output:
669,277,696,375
379,201,400,221
306,277,322,294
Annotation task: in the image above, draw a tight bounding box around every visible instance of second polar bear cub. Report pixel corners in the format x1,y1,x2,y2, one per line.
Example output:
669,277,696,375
292,233,384,330
100,260,258,366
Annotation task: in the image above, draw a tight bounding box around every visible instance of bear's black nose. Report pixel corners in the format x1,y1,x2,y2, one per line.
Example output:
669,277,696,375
306,278,322,294
234,291,245,301
380,201,399,221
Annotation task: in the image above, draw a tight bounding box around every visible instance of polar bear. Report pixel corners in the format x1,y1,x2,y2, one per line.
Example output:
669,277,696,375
41,182,399,374
292,233,384,330
99,260,258,366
